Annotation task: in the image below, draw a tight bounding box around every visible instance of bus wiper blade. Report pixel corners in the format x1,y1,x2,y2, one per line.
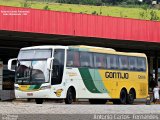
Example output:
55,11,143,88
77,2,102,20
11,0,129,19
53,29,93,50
16,77,30,84
16,77,30,80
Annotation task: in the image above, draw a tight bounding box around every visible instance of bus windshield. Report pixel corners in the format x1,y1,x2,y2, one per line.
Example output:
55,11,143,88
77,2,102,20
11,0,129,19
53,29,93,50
16,49,51,85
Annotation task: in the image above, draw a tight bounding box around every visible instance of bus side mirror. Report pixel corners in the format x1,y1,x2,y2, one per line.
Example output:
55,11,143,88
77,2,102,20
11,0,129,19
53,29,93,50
47,57,54,70
8,58,17,71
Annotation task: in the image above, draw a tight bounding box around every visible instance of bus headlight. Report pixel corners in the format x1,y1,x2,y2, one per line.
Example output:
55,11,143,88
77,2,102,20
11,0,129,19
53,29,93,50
40,85,51,90
15,86,19,90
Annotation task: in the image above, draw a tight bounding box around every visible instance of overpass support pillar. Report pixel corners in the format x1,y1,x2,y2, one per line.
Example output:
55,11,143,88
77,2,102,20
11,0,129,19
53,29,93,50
155,53,158,85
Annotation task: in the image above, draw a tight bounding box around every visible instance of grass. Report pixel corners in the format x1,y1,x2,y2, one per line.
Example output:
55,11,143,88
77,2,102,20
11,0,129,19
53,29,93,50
0,0,160,20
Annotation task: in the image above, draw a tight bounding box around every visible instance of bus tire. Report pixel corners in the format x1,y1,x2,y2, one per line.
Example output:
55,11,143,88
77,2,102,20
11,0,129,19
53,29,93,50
119,89,127,104
35,98,43,104
65,88,74,104
127,89,135,104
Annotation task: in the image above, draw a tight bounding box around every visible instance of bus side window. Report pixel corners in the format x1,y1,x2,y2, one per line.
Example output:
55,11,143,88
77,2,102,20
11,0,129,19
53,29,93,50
129,57,137,71
73,51,80,67
137,58,146,71
119,56,128,70
80,52,93,68
106,55,117,69
94,53,106,69
67,50,80,67
67,51,74,67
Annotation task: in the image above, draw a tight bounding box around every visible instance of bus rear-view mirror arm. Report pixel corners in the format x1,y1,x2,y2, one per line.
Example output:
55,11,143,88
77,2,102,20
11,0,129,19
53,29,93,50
8,58,17,72
47,57,54,70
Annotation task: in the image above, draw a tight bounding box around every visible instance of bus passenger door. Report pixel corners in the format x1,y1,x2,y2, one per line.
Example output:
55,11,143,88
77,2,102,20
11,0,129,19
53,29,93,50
51,49,65,86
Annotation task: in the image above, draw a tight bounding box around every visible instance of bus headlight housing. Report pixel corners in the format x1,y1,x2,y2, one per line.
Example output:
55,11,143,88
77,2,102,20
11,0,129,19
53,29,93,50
15,86,19,90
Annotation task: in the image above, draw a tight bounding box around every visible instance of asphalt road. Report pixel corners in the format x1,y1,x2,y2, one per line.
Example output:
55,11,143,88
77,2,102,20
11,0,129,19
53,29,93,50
0,100,160,114
0,100,160,120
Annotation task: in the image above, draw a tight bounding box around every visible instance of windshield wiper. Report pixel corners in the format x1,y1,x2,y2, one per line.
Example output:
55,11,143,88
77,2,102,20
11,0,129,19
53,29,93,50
16,77,30,80
16,77,30,84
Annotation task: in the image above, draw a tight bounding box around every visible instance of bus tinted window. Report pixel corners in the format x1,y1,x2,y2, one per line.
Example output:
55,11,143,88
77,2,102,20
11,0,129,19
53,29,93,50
54,49,64,66
129,57,137,71
119,56,128,70
80,52,93,67
94,53,106,69
67,50,80,67
74,52,80,67
67,51,74,67
52,49,64,85
137,58,146,71
106,55,118,69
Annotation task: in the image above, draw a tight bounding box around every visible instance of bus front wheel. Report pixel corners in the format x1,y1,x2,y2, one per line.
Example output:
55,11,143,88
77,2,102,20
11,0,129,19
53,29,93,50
65,88,75,104
35,98,43,104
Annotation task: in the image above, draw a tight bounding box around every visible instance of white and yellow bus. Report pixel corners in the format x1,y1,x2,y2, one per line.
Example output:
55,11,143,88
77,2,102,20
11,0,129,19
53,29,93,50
8,45,148,104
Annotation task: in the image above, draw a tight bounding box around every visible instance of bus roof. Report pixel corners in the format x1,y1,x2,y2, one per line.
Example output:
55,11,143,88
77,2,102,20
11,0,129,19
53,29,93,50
20,45,146,57
69,45,146,57
69,45,116,52
20,45,68,50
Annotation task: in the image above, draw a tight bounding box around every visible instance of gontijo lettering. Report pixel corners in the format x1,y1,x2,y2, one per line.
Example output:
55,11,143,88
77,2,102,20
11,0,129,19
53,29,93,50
105,72,129,79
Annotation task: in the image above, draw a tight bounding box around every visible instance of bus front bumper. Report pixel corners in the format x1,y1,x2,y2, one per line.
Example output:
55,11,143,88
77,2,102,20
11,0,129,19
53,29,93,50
15,89,65,99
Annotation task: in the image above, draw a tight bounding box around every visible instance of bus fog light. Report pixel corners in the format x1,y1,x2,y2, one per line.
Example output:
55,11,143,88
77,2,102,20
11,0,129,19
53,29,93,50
40,85,51,90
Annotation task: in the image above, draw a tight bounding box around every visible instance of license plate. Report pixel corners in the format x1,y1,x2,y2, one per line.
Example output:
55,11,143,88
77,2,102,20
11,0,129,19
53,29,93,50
27,93,33,96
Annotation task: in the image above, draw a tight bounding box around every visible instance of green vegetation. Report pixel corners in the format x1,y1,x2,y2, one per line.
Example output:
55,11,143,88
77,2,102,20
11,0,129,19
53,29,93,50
0,0,160,21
